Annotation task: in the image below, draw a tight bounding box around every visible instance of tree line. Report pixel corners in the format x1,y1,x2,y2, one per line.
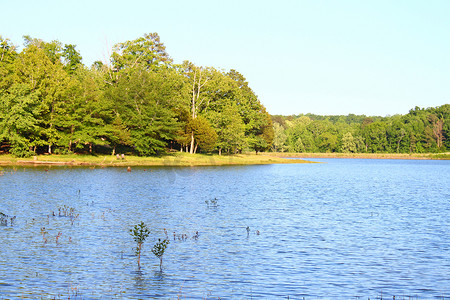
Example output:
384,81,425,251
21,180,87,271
271,104,449,153
0,33,274,157
1,33,448,157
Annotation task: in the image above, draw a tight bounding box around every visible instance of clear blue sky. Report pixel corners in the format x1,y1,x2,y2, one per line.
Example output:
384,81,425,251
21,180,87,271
2,0,449,116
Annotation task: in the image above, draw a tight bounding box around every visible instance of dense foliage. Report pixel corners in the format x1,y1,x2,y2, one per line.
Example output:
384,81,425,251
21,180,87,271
1,34,447,157
271,105,449,153
0,34,273,157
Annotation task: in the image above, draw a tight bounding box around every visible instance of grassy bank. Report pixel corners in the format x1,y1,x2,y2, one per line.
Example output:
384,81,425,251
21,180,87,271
263,152,450,160
0,152,312,167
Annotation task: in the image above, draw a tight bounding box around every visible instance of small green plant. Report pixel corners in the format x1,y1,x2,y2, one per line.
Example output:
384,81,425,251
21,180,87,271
152,238,170,271
130,221,150,268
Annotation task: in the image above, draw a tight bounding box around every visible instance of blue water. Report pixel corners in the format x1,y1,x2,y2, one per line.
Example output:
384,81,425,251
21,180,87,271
0,158,449,299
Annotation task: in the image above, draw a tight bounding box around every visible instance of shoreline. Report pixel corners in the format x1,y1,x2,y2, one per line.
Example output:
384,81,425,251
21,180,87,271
262,152,450,160
0,153,312,167
0,152,447,168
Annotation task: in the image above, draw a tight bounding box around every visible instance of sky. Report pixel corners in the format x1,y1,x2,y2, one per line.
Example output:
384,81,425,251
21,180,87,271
1,0,449,116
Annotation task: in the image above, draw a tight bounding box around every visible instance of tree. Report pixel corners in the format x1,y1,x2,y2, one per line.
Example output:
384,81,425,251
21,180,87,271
0,84,39,157
226,70,274,153
3,41,72,154
187,116,218,153
272,122,287,152
179,62,213,154
23,36,63,64
106,67,181,155
429,114,444,149
62,44,83,74
362,121,388,153
111,33,171,72
55,67,112,153
207,104,245,154
341,132,356,153
0,37,17,89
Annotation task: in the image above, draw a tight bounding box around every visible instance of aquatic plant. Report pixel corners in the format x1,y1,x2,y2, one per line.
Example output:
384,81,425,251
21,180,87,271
130,221,150,267
57,205,76,217
0,212,16,226
55,232,62,244
40,227,48,244
172,231,199,241
51,205,79,225
205,197,219,208
151,238,169,272
70,213,79,226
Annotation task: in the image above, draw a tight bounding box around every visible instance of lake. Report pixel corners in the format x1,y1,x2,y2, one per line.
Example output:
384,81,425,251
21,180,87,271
0,158,449,299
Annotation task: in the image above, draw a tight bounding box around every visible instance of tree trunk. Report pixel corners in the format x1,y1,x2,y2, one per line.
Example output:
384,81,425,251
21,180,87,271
433,118,444,148
218,148,222,156
69,125,74,152
138,243,142,268
48,144,52,154
396,136,404,153
189,132,195,154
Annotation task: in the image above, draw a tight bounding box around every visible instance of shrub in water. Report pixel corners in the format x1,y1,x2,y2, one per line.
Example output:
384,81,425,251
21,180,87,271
152,238,169,271
130,221,150,267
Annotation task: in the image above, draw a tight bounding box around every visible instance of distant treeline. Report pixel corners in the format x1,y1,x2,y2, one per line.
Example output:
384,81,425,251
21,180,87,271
271,104,449,153
0,33,273,157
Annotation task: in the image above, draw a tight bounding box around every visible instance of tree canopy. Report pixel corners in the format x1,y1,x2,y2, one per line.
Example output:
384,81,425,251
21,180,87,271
0,33,274,156
271,104,449,154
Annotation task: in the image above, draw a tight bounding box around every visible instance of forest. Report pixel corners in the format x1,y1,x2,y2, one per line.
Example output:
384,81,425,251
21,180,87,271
0,33,448,157
271,105,449,153
0,33,273,157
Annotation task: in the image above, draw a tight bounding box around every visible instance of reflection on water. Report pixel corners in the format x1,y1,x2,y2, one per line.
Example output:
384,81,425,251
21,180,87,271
0,159,449,299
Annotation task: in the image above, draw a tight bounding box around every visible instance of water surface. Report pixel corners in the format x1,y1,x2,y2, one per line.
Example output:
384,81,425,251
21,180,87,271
0,159,449,299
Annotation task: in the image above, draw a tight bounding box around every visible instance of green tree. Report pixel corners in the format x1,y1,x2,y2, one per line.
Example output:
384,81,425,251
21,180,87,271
106,67,181,155
62,44,83,74
0,36,17,89
54,67,112,154
187,116,218,153
207,104,245,154
362,121,388,153
272,122,287,152
111,33,171,72
341,132,356,153
3,41,72,154
23,36,63,64
179,62,214,153
0,84,39,157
